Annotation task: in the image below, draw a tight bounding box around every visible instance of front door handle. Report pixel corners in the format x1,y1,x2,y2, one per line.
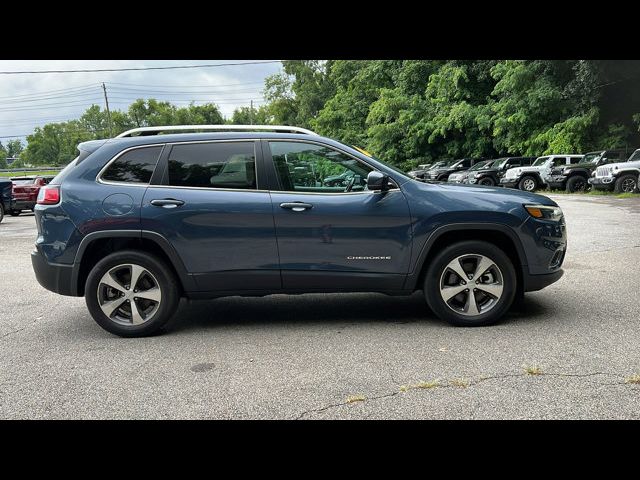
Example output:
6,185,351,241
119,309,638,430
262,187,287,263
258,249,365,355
150,198,185,208
280,202,313,212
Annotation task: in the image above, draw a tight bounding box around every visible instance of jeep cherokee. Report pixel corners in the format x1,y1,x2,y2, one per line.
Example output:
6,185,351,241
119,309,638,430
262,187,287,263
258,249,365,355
31,125,566,337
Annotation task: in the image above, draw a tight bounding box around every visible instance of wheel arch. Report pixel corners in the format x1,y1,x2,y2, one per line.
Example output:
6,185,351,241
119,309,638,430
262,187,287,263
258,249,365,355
405,223,527,295
71,230,196,296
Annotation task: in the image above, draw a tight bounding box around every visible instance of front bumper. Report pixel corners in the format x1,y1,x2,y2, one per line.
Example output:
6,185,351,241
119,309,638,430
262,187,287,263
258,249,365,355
500,178,519,188
523,269,564,292
588,177,615,191
31,247,77,296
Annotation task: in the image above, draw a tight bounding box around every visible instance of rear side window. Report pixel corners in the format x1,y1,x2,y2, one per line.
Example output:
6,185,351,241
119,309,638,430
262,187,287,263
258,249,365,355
569,157,582,164
101,146,162,183
167,142,256,189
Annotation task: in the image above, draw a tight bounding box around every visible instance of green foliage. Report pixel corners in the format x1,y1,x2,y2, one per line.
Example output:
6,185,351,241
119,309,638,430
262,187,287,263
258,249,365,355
231,105,272,125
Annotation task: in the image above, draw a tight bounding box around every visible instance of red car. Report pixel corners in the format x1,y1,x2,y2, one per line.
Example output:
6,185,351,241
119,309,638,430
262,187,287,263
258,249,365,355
10,176,55,216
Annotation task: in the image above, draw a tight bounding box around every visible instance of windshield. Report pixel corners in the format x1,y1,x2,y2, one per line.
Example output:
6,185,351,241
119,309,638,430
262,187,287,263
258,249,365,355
628,149,640,162
532,156,549,167
468,160,493,171
581,152,602,164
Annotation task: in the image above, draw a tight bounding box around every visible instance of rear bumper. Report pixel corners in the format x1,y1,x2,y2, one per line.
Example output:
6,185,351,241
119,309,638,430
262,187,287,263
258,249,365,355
12,200,35,211
523,269,564,292
31,247,77,296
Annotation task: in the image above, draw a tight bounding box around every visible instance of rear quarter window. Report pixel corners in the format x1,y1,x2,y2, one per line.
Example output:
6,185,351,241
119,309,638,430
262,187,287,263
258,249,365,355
101,146,163,184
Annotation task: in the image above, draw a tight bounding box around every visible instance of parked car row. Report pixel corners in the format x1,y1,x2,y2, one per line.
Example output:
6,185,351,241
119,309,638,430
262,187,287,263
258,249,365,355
0,175,54,223
408,148,640,194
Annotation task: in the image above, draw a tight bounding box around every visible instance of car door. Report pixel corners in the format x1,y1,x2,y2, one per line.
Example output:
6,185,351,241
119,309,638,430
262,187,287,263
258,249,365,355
265,140,413,291
141,140,280,292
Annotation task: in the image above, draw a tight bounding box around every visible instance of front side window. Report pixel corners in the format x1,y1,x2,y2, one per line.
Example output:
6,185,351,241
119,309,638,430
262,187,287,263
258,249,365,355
167,142,256,189
101,146,162,183
269,142,374,193
507,159,521,168
532,157,549,167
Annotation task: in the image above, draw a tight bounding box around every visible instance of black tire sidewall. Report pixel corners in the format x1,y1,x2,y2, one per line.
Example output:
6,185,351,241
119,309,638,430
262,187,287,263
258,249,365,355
0,203,4,223
518,176,537,192
424,240,517,327
566,175,587,193
479,177,495,186
614,174,637,194
85,250,180,337
9,209,20,216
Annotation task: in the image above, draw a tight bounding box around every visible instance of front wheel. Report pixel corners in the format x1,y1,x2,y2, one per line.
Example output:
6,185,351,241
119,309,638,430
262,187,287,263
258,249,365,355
424,240,516,327
518,176,538,192
566,175,588,193
85,250,180,337
478,177,495,186
614,174,637,194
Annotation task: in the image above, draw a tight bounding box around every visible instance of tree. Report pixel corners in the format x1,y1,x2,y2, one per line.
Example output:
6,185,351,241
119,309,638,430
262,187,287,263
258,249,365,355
231,105,272,125
0,142,7,169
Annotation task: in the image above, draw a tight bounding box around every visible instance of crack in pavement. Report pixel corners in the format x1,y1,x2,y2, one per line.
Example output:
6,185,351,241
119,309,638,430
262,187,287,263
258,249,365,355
294,370,628,419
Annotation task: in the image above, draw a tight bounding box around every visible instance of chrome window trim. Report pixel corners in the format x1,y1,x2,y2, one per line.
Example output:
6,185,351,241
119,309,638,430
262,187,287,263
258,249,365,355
265,138,402,195
96,144,165,187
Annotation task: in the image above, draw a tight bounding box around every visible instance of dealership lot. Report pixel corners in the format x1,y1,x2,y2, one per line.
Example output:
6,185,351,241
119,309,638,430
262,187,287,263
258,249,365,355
1,194,640,419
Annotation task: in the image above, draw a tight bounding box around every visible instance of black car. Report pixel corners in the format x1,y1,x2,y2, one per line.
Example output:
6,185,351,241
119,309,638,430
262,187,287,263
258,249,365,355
467,156,536,187
425,158,483,182
0,178,12,223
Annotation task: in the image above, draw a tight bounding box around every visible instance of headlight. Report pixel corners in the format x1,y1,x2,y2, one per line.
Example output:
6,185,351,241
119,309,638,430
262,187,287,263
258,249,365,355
524,204,563,222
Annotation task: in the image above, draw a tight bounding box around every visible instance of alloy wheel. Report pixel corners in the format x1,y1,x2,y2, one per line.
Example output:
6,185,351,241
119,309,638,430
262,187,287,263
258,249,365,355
622,178,636,193
522,179,536,191
97,263,162,326
439,254,504,317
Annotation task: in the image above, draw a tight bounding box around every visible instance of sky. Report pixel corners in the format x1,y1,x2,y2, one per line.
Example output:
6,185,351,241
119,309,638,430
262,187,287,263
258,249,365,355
0,60,283,142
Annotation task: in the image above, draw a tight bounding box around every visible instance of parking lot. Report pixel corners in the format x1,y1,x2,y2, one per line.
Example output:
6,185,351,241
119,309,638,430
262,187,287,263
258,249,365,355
1,194,640,419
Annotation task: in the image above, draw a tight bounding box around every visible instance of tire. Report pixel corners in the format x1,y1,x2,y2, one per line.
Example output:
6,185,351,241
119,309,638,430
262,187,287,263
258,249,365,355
0,203,4,223
518,175,538,192
85,250,180,337
565,175,588,193
423,240,516,327
9,209,20,216
478,177,495,186
614,174,637,194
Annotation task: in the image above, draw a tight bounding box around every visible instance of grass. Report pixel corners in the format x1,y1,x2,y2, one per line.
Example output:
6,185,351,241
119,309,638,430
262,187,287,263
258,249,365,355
624,374,640,385
450,378,469,388
415,380,440,390
0,170,59,177
346,395,366,404
524,365,543,376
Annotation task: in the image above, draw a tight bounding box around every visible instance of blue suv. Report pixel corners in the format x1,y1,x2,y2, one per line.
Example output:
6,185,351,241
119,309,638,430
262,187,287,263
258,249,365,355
31,125,566,337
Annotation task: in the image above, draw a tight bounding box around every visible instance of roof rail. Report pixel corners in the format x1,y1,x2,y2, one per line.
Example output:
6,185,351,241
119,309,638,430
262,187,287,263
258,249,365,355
116,125,318,138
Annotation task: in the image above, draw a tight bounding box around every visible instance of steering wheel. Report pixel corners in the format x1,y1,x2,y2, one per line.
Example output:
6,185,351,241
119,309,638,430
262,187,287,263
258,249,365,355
344,175,356,192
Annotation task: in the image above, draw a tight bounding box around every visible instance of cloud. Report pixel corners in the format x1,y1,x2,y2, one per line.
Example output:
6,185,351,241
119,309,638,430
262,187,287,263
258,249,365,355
0,60,282,142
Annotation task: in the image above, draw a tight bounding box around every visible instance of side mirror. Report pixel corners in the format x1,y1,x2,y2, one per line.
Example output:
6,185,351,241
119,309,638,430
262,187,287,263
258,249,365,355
367,171,390,191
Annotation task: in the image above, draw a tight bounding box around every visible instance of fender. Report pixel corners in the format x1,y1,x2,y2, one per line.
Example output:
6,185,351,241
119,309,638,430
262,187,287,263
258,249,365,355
517,171,546,186
564,168,591,179
614,167,640,177
403,222,528,290
69,229,197,295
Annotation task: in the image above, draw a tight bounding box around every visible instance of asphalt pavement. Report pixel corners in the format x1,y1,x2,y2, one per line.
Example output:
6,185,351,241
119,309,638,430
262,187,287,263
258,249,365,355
1,194,639,419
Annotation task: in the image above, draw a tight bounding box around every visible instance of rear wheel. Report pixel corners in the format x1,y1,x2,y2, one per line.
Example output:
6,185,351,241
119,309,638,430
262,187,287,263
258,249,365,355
478,177,495,186
614,174,637,194
518,176,538,192
566,175,588,193
424,241,516,327
85,250,180,337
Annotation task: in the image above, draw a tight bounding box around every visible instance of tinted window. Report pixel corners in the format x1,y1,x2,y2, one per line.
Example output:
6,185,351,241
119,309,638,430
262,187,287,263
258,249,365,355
102,146,162,183
270,141,373,193
552,157,568,167
168,142,256,189
507,159,521,167
569,157,582,164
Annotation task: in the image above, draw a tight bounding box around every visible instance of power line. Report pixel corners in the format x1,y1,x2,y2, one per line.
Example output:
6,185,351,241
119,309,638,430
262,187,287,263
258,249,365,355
0,61,281,75
106,80,265,89
0,84,99,100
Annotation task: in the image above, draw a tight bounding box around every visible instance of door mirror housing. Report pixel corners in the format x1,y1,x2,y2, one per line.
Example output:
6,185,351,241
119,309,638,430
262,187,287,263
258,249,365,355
367,171,390,191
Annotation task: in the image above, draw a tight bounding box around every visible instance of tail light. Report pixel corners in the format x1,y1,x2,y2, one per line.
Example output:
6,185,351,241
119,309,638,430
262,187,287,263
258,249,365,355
37,185,60,205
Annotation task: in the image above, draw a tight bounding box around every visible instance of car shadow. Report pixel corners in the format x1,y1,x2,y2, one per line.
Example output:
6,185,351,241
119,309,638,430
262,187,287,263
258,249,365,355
168,291,552,333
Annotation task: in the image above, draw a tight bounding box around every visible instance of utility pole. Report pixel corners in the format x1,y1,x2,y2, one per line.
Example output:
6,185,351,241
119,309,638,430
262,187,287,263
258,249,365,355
102,83,113,137
250,100,254,125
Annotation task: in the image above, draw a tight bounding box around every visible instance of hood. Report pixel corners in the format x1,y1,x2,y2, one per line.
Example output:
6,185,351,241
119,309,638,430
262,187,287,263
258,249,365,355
413,178,557,206
605,159,640,170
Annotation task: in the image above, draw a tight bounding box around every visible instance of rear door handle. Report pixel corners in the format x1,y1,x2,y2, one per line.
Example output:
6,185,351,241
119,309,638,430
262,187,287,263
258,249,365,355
150,198,185,208
280,202,313,212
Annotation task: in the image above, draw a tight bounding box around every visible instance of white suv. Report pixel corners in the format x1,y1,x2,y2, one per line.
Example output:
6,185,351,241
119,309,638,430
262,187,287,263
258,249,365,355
500,154,584,192
589,149,640,193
